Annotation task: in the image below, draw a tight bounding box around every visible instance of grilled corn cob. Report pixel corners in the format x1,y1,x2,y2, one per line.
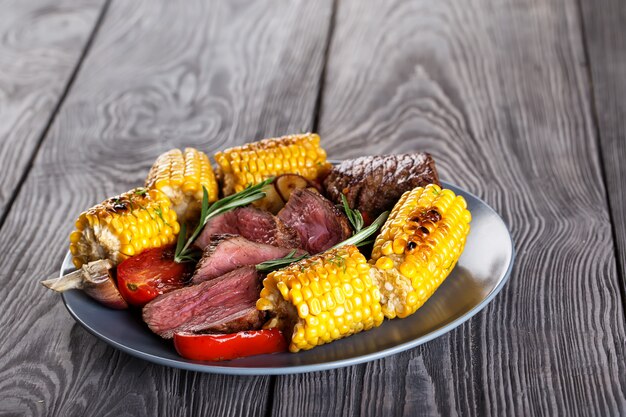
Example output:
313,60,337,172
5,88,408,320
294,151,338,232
369,184,471,319
214,133,331,195
69,188,180,268
145,148,218,223
257,245,384,352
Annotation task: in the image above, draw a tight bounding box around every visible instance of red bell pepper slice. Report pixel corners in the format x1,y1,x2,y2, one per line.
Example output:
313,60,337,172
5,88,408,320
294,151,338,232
174,329,288,361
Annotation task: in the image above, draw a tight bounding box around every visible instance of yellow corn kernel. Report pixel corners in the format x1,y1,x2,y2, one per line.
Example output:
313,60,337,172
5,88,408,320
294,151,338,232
392,238,407,255
69,231,82,244
375,256,394,270
399,261,417,279
121,244,135,257
290,288,303,305
381,241,394,256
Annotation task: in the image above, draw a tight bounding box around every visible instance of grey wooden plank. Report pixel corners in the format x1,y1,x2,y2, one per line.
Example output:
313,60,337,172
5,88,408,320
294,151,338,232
0,0,105,221
273,0,626,415
0,1,333,416
579,0,626,306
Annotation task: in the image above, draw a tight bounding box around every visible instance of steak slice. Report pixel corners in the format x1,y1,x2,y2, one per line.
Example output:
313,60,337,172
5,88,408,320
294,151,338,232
142,267,264,338
277,189,352,254
193,206,300,250
323,153,440,223
192,234,307,284
200,306,263,334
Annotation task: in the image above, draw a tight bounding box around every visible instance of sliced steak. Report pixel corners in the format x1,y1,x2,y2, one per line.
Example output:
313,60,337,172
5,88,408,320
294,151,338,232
193,206,300,250
277,189,352,254
323,153,440,223
192,234,307,284
143,267,264,338
200,306,263,334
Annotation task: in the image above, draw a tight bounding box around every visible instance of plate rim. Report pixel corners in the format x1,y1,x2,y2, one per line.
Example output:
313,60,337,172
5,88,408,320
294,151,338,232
60,180,515,375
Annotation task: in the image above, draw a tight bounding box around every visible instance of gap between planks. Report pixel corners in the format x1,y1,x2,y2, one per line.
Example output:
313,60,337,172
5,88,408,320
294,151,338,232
311,0,339,134
0,0,112,235
573,0,626,319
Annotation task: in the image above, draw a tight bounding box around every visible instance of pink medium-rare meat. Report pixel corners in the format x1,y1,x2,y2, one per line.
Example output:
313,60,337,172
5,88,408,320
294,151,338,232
199,306,263,334
193,206,300,250
323,153,440,223
192,234,307,284
142,267,264,338
277,189,352,254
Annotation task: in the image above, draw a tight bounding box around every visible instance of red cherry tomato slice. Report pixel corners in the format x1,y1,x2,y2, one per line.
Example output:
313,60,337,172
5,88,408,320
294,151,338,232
116,245,191,307
174,329,288,361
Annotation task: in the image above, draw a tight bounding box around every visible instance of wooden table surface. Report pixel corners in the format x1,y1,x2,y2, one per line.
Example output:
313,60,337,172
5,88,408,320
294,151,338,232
1,0,625,415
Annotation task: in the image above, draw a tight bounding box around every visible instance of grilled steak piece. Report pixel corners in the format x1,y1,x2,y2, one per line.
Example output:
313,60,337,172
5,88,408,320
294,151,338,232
143,267,264,338
323,153,440,223
194,206,300,250
278,189,352,254
192,234,307,284
201,306,263,334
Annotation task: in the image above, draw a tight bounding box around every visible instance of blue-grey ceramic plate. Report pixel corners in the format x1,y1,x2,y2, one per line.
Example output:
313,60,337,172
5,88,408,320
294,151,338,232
61,181,514,375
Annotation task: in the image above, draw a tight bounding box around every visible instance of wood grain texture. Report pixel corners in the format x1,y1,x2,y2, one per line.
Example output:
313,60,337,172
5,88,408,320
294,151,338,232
579,0,626,303
0,0,333,416
272,0,626,415
0,0,105,220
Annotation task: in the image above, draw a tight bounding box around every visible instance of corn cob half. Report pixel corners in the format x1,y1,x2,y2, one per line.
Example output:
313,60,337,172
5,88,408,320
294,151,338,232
69,188,180,268
369,184,471,319
145,148,218,223
257,245,384,352
214,133,331,195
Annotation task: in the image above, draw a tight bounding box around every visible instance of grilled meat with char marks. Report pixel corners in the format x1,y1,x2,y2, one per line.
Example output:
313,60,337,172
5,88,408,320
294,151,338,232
323,153,440,223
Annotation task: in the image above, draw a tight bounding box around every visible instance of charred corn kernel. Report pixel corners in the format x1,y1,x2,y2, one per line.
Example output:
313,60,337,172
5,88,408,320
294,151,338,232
257,245,384,352
215,133,331,195
369,184,471,319
145,147,218,223
69,188,179,268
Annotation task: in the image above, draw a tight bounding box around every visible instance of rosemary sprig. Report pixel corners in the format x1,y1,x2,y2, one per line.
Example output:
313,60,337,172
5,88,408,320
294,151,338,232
341,194,364,233
331,210,389,250
255,250,308,273
174,179,273,263
355,239,375,248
